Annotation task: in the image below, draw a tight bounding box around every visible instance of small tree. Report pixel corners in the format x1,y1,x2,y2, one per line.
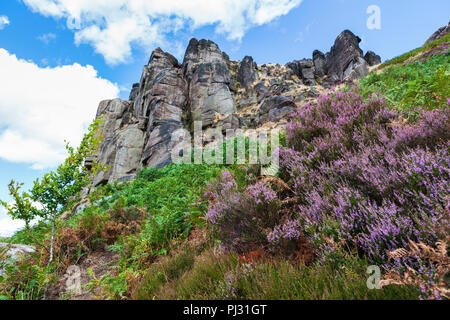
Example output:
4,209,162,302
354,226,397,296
30,119,105,264
0,180,41,233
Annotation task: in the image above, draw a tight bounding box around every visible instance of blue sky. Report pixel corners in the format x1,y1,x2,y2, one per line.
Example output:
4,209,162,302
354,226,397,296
0,0,449,235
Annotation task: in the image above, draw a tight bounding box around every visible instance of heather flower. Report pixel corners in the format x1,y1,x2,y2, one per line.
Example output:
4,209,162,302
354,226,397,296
246,181,277,205
267,220,301,246
280,89,449,269
206,88,449,275
204,171,285,254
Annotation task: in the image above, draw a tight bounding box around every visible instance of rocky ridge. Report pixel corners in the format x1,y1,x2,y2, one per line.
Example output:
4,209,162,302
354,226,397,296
87,30,381,187
425,21,450,44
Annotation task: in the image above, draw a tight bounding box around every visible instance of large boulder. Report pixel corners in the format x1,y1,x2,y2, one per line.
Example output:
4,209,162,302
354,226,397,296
364,51,381,66
326,30,369,81
0,243,36,260
287,59,315,85
258,96,296,124
237,56,258,88
255,82,270,103
313,50,327,77
343,56,369,81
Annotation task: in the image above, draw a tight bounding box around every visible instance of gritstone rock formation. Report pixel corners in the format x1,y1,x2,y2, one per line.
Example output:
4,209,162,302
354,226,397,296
87,30,380,187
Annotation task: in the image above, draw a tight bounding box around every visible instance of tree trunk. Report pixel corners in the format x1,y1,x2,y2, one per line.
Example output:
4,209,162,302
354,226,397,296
48,215,55,266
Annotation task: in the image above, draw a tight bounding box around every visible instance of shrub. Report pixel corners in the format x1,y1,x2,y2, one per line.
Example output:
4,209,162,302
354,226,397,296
205,170,303,256
53,204,146,267
360,51,449,117
279,90,449,271
0,257,52,300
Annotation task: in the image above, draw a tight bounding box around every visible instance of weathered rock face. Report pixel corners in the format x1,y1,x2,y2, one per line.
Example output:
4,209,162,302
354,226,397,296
426,22,450,44
141,67,187,167
287,59,316,85
238,56,259,88
326,30,369,81
364,51,382,66
88,30,380,187
258,96,296,124
183,39,236,127
92,99,145,185
133,48,184,121
313,50,327,77
129,83,140,101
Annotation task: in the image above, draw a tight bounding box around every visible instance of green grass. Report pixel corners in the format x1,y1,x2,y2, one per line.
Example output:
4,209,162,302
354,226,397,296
71,163,223,298
133,246,420,300
360,50,449,118
377,33,450,69
83,163,222,257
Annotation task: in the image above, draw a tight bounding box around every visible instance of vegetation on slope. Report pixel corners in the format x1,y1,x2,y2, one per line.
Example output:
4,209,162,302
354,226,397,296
1,35,449,300
360,46,449,119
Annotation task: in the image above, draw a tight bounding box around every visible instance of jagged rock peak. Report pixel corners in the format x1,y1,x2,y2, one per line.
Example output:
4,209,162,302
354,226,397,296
364,51,381,66
326,29,365,80
183,38,228,67
285,29,380,84
425,21,450,44
312,50,327,77
149,47,180,68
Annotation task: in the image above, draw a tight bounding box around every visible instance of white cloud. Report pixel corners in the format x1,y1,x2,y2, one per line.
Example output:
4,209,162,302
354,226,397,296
0,48,119,169
0,206,23,238
22,0,302,64
0,205,6,218
0,217,26,238
0,15,9,30
37,32,57,44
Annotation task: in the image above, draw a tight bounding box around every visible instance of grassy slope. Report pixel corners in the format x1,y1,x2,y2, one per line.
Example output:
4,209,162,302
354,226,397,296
1,35,449,300
360,39,449,119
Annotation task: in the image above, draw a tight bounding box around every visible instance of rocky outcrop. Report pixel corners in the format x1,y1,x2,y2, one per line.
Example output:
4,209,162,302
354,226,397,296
183,39,236,127
313,50,327,77
0,243,36,275
425,22,450,44
285,30,379,83
238,56,259,88
364,51,382,66
92,99,144,186
325,30,369,81
88,30,380,187
287,59,316,85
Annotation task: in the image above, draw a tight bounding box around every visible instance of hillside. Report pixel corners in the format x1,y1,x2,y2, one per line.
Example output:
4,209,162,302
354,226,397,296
0,26,449,301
